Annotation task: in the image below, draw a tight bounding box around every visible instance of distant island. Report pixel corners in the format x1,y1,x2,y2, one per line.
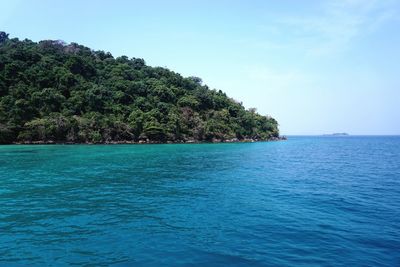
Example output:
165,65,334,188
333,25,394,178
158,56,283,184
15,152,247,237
0,32,282,144
323,133,349,136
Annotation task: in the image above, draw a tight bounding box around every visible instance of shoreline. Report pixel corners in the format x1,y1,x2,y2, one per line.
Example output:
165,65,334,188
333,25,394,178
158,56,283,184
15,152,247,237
6,136,287,145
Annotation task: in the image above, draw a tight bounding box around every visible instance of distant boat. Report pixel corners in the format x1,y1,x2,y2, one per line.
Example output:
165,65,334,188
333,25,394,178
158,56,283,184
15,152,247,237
323,133,349,136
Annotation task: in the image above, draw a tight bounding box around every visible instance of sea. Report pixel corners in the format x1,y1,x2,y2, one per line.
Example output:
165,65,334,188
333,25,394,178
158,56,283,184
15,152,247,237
0,136,399,266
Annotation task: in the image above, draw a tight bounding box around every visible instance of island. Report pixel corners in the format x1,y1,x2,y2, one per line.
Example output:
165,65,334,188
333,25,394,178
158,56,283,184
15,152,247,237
323,133,350,136
0,32,282,144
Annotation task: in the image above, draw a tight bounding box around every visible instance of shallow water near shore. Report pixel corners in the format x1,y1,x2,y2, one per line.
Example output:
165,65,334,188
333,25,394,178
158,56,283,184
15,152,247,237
0,136,399,266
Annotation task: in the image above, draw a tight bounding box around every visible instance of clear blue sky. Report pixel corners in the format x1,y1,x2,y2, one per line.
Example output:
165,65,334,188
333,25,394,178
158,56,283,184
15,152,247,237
1,0,399,135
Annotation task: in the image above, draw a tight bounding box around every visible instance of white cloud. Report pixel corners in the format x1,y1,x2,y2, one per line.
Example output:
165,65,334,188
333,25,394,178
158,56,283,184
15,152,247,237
265,0,399,56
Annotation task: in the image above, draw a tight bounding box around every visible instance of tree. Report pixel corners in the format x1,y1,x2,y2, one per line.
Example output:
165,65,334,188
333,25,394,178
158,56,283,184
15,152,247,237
143,125,167,141
0,32,9,43
177,95,199,109
188,76,202,85
0,123,14,143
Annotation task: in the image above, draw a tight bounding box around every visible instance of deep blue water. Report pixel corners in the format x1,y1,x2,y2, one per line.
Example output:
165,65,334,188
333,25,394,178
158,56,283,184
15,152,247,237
0,136,399,266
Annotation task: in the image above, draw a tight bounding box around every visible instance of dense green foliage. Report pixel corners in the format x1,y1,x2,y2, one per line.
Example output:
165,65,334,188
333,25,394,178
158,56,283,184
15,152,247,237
0,32,279,143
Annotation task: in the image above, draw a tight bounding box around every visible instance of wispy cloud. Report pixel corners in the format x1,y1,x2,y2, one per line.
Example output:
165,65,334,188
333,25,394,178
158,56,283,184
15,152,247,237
234,0,399,103
265,0,399,56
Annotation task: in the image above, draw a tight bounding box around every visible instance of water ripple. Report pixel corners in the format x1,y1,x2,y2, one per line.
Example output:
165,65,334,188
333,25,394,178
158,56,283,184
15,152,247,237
0,137,399,266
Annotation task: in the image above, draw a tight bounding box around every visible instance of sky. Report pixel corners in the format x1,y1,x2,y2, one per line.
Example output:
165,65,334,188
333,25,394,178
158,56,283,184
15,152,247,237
1,0,399,135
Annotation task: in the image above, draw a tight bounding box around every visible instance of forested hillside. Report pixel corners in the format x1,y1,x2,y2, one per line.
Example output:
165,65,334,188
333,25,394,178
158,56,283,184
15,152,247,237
0,32,279,144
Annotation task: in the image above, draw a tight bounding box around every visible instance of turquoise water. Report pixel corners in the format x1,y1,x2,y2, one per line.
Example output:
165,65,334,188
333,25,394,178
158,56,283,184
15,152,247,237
0,136,399,266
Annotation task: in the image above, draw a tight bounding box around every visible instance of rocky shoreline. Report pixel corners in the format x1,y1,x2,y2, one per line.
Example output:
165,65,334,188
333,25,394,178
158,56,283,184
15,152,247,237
11,136,287,145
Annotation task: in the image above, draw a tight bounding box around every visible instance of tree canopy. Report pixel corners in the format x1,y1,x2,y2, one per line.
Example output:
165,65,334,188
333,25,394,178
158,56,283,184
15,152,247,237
0,32,279,144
